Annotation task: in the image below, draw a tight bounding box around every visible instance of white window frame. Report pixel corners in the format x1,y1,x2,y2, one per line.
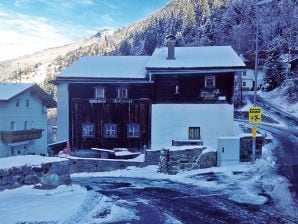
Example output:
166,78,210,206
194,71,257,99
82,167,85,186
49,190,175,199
117,88,128,99
95,87,105,98
82,123,95,138
205,76,216,89
104,123,118,138
127,123,141,138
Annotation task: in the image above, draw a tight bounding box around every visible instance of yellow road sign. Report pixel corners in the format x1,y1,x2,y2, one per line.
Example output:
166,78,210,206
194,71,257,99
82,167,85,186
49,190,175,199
249,106,262,123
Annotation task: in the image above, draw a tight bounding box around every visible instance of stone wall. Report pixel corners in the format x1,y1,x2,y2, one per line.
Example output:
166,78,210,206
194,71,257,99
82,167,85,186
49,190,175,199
69,159,143,173
158,147,217,174
240,136,263,162
144,149,161,165
0,161,71,190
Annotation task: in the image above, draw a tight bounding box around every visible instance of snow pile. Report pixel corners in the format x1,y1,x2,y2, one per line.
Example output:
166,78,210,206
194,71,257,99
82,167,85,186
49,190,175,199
0,155,68,170
259,88,298,117
60,191,137,224
0,185,87,223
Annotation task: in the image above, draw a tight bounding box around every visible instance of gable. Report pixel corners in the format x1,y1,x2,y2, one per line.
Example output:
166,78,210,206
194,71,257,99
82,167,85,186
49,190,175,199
0,83,56,108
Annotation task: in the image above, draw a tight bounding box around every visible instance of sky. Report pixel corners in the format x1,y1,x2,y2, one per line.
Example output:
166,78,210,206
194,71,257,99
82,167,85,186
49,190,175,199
0,0,169,62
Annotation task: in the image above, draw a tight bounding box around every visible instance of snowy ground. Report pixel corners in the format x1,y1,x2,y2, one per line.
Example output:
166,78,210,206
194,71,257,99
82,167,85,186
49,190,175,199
0,137,297,223
0,91,297,223
258,88,298,118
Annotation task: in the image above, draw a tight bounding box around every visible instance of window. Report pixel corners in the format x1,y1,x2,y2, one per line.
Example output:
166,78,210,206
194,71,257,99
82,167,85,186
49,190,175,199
104,123,118,138
16,99,20,107
24,121,29,130
243,81,247,87
11,121,16,131
26,99,30,108
82,123,95,138
205,76,215,88
95,87,105,98
189,127,200,140
117,88,128,98
127,123,141,138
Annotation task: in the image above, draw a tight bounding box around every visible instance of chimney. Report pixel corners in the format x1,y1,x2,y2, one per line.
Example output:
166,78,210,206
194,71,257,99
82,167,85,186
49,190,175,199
166,35,176,60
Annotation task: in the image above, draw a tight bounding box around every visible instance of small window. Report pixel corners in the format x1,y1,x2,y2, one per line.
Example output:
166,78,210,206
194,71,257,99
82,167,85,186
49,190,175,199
26,99,30,108
95,87,105,98
243,81,247,87
24,121,29,130
127,123,141,138
11,121,16,131
117,88,128,98
205,76,215,89
16,99,20,107
104,123,118,138
189,127,200,140
82,123,95,138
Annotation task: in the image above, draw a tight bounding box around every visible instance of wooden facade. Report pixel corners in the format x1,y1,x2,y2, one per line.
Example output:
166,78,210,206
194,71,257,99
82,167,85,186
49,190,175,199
68,83,152,150
152,73,235,104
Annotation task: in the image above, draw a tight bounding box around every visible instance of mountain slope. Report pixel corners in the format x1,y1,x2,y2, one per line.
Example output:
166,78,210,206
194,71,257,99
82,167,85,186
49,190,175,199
0,0,296,104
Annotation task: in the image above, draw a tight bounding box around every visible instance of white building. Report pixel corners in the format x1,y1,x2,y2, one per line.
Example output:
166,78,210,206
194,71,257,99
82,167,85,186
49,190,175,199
0,83,56,157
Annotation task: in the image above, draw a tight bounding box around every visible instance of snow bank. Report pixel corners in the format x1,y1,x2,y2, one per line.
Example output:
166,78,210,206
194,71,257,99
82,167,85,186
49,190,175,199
0,185,87,223
0,155,68,170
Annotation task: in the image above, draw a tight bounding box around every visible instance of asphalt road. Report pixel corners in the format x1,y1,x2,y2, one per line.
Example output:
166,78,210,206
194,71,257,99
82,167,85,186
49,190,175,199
73,177,295,224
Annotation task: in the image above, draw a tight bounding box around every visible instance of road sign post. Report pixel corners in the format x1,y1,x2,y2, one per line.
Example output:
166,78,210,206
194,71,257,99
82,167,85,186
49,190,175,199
249,107,262,163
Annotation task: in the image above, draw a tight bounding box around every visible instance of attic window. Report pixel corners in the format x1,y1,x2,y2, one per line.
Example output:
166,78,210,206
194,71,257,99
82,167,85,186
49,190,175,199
205,76,216,89
95,87,105,98
117,88,128,99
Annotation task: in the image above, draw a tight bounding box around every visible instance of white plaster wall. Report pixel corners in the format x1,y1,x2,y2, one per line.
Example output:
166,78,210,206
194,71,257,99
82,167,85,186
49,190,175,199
56,83,69,142
151,104,234,150
0,91,48,157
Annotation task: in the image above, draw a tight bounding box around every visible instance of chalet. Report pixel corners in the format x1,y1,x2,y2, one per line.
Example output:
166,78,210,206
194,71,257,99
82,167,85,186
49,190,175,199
0,83,56,157
53,38,245,151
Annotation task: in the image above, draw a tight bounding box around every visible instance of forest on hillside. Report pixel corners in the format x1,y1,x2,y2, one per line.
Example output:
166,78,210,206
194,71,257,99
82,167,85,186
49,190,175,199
11,0,298,102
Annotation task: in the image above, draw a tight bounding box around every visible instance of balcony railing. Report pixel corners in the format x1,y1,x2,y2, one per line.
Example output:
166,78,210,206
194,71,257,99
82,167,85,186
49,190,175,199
0,129,43,144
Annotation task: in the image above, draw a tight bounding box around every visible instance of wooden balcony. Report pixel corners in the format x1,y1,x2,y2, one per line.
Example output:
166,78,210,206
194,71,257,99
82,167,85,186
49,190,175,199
0,129,43,144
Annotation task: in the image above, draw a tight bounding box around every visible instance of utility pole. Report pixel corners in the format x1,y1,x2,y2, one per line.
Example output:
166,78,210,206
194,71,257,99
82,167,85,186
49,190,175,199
252,0,273,163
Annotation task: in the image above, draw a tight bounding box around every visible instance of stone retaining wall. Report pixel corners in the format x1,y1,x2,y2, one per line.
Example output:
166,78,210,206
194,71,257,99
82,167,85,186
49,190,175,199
0,161,71,190
158,147,217,174
0,147,217,190
69,159,143,173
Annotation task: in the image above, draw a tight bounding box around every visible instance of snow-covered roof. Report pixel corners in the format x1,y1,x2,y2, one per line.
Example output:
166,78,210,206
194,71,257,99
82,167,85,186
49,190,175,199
57,56,151,79
146,46,246,69
0,83,56,108
0,83,34,101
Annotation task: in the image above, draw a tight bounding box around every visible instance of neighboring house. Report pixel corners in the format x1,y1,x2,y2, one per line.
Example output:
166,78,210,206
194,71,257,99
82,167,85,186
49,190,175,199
0,83,56,157
53,38,245,150
241,69,265,91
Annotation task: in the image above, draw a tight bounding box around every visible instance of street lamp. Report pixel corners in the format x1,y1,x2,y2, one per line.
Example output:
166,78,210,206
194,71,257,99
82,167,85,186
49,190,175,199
252,0,273,163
